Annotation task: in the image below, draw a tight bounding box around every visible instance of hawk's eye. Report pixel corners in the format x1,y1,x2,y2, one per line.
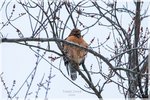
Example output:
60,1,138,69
75,33,81,38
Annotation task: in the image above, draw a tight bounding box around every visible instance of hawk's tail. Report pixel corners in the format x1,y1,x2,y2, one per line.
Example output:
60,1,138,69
70,65,77,80
68,62,77,81
63,57,78,80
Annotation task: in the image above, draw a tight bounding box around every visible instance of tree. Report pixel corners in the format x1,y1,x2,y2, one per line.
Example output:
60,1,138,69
0,0,149,99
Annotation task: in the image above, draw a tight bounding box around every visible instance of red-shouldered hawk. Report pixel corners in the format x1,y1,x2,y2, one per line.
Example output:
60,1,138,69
63,29,88,80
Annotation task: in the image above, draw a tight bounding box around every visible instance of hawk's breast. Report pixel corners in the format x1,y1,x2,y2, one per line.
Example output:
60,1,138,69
64,35,88,64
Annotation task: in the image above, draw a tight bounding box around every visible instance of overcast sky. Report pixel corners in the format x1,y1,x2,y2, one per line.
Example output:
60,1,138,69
0,0,150,100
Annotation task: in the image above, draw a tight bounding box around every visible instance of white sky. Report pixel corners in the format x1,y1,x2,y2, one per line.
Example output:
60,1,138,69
0,0,150,100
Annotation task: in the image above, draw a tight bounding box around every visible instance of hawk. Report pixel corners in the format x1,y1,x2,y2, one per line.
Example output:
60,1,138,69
63,29,88,80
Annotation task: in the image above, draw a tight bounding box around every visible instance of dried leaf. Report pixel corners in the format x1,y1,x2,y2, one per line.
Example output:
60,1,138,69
141,27,143,32
13,4,15,9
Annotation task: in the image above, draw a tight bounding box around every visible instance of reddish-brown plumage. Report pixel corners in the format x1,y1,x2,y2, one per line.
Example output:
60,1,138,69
63,29,88,80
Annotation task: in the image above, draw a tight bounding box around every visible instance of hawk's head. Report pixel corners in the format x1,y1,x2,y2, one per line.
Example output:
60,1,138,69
69,28,81,38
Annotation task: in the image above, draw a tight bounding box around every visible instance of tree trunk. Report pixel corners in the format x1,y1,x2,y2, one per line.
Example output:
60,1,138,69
128,0,141,99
